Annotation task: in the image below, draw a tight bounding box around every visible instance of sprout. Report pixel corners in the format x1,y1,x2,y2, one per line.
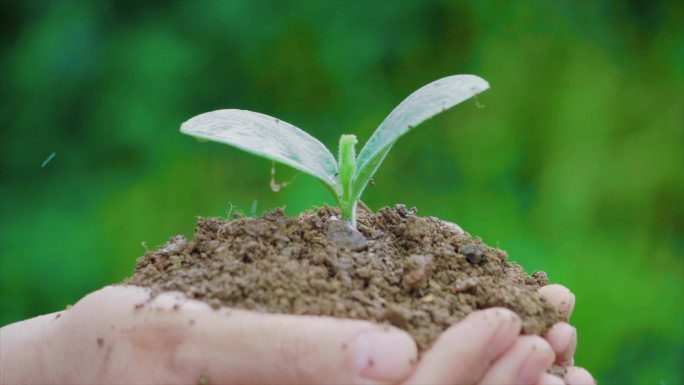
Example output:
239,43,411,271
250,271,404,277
181,74,489,227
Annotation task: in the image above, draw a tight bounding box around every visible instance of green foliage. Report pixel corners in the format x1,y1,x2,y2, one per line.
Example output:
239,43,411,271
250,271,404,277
1,2,682,384
180,75,488,226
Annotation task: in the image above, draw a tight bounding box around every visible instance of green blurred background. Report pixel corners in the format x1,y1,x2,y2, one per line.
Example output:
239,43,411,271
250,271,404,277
1,1,682,383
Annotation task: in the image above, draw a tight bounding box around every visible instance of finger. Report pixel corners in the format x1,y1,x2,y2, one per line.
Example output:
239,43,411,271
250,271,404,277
544,322,577,366
59,285,418,385
537,373,565,385
564,367,595,385
404,308,521,385
538,284,575,320
478,335,555,385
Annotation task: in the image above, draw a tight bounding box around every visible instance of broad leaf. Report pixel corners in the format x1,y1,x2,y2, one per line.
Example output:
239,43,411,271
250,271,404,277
181,109,339,191
353,74,489,198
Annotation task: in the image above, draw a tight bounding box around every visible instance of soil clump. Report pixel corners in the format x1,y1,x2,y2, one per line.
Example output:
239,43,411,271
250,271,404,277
125,205,560,351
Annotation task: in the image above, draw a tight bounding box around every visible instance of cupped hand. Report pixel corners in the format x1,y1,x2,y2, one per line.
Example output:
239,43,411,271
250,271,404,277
1,285,417,385
404,284,595,385
0,284,595,385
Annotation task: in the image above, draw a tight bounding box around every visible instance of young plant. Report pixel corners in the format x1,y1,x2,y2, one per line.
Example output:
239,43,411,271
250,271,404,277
181,74,489,228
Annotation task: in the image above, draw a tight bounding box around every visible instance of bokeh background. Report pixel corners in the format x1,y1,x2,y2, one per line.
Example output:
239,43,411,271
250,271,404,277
1,1,682,383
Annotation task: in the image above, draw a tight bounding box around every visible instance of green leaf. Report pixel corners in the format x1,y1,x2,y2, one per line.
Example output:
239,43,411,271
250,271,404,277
181,109,339,191
353,74,489,199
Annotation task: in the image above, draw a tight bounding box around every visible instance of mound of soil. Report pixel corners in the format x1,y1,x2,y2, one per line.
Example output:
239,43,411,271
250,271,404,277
125,205,560,352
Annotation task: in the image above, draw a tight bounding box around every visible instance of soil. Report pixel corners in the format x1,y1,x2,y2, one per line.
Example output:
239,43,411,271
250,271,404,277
125,204,561,352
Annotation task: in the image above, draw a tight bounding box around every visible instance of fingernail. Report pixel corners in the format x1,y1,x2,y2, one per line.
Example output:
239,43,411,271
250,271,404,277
487,310,522,358
517,340,554,384
352,328,417,382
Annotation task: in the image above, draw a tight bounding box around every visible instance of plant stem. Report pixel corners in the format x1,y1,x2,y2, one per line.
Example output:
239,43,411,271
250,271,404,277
338,134,358,227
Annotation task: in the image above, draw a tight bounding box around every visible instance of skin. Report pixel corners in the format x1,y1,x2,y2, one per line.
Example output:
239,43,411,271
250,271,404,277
0,283,595,385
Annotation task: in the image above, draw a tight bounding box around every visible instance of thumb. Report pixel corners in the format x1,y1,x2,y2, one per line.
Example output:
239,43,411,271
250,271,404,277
61,286,418,385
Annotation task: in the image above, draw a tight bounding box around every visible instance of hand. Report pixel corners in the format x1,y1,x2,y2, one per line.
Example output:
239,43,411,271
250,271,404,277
404,284,595,385
1,285,417,385
538,284,595,385
0,284,595,385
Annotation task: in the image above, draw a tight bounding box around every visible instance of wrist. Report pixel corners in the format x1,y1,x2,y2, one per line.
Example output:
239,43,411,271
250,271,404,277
1,312,60,384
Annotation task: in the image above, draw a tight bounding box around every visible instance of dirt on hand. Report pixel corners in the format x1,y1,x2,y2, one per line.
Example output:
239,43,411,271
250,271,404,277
125,204,560,352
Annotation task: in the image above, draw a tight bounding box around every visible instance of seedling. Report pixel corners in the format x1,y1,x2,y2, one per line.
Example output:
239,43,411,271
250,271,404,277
181,74,489,228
